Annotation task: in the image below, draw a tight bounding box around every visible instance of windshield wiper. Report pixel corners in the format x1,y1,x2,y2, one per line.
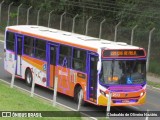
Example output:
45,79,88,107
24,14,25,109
111,60,115,82
131,60,137,73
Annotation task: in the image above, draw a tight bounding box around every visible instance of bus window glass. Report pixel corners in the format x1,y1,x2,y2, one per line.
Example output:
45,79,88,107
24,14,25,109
100,60,146,85
35,39,46,60
72,48,86,72
59,45,71,67
6,32,15,51
24,36,34,56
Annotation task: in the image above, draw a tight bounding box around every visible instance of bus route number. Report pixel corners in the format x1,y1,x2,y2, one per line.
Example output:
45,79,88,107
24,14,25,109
112,92,120,97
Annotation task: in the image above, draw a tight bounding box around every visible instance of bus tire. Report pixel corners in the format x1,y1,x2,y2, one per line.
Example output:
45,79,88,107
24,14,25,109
74,86,85,106
25,69,33,87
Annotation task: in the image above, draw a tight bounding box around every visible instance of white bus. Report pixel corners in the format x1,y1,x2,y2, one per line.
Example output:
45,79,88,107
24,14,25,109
4,25,147,106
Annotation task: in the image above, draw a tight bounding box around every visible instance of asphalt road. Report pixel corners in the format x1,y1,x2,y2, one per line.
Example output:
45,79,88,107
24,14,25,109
0,42,160,120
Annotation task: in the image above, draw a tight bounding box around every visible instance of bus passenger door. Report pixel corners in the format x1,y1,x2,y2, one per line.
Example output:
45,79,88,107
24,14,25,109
15,35,23,76
47,44,58,88
88,53,98,103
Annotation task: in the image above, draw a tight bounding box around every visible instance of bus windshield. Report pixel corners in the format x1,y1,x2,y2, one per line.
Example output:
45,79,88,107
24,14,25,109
100,60,146,85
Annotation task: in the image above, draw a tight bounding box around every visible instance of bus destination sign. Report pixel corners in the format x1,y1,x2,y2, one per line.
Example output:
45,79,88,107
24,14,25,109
102,49,145,58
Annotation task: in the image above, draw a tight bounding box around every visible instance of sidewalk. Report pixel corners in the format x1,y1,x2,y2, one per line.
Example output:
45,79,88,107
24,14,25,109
147,73,160,84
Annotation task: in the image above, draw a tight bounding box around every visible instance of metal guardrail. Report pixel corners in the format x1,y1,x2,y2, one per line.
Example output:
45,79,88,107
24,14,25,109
1,2,158,72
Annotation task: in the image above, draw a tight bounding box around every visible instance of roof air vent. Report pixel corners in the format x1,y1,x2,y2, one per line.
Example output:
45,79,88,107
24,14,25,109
49,30,58,33
63,32,71,36
116,42,127,46
101,40,111,44
39,27,49,31
30,26,39,28
77,36,99,41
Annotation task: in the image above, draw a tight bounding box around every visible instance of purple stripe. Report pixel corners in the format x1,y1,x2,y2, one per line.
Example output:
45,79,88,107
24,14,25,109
108,85,142,92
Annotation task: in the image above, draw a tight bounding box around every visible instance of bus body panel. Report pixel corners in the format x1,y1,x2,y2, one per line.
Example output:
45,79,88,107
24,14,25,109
4,50,15,75
22,56,88,99
97,83,146,106
22,56,47,87
56,66,87,98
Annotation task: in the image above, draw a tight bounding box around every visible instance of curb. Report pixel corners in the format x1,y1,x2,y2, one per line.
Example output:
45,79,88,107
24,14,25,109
147,84,160,91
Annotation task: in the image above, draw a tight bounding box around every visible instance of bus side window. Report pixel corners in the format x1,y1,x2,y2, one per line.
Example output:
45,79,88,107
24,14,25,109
6,32,15,51
59,45,71,67
72,48,86,72
24,36,34,56
35,39,46,61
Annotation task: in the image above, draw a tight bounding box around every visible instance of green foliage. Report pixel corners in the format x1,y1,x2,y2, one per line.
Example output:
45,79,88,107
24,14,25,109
10,12,17,18
115,0,160,30
148,81,160,88
149,60,160,75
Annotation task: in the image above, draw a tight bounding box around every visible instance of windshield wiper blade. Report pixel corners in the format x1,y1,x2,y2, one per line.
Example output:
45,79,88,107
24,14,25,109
111,60,115,82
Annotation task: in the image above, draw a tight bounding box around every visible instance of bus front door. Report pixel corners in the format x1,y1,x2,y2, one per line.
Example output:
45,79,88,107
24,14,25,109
15,35,23,76
88,54,98,103
47,44,58,88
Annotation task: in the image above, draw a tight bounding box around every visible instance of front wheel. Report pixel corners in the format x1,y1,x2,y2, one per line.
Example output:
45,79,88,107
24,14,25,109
25,69,33,87
74,87,85,105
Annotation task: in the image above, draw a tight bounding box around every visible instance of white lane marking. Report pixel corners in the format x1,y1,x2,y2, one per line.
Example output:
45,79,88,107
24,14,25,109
129,106,140,111
0,40,4,43
0,78,97,120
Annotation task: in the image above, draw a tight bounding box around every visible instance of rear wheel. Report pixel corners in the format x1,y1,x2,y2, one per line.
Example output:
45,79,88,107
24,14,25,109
25,69,33,87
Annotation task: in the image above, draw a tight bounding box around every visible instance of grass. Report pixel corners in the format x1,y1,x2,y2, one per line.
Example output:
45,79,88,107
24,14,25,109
0,81,82,120
0,33,4,40
149,60,160,75
147,81,160,88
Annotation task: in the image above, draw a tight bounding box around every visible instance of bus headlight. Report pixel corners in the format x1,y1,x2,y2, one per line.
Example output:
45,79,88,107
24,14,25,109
140,92,144,97
100,90,106,97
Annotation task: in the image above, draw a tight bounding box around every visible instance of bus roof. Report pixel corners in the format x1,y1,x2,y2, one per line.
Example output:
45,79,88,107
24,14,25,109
6,25,144,52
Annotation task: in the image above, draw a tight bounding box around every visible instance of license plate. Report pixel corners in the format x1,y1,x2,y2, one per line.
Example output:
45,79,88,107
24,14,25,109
122,100,130,103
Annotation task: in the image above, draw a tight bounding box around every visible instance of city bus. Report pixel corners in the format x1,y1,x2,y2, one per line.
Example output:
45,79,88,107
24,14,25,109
4,25,146,106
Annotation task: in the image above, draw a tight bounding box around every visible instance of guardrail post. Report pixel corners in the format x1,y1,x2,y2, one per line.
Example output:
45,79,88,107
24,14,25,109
72,14,78,33
17,3,23,25
31,68,36,97
85,16,92,36
48,10,54,27
26,6,32,25
10,60,16,88
77,89,83,111
7,2,14,26
99,19,106,40
146,27,155,72
114,21,121,42
106,91,112,118
130,25,138,45
53,76,58,106
37,8,41,26
60,12,66,30
0,0,4,24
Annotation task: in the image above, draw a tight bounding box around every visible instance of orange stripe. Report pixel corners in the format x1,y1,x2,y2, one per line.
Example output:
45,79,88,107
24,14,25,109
22,55,46,71
7,28,98,52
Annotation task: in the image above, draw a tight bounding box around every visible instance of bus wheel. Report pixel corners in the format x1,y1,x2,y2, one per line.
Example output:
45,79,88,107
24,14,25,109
74,86,85,105
25,69,33,87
